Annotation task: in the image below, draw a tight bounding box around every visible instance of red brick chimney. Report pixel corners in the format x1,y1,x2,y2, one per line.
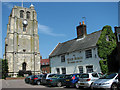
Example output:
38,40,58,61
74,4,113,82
76,21,87,39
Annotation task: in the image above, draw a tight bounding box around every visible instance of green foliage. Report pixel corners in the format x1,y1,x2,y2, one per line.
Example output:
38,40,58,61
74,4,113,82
99,60,108,74
2,59,8,79
97,25,116,73
97,25,116,59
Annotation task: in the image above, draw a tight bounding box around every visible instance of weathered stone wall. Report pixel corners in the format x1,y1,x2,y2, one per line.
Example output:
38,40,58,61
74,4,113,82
5,5,41,75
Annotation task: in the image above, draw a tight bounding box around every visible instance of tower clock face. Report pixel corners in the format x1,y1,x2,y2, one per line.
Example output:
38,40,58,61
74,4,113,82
23,20,28,26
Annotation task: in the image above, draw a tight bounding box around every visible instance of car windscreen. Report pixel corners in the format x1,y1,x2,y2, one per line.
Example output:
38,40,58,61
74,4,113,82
65,74,73,79
43,74,47,78
80,74,89,78
75,74,82,78
48,74,56,78
31,75,36,79
35,75,43,78
100,73,117,79
51,75,61,78
37,75,43,77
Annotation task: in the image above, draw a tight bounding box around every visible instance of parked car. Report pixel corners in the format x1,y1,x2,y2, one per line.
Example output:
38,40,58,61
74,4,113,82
46,74,67,87
91,73,118,90
76,72,100,89
25,75,34,84
41,73,56,85
30,74,44,85
65,73,82,87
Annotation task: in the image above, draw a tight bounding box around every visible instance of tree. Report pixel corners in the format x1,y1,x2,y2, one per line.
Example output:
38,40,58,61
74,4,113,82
97,25,117,74
2,59,8,79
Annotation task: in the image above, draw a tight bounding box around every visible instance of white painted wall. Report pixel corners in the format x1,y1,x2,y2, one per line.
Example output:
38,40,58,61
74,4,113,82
50,47,101,74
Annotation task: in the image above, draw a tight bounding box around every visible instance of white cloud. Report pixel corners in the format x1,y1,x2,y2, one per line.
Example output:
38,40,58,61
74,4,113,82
4,2,13,9
38,23,65,37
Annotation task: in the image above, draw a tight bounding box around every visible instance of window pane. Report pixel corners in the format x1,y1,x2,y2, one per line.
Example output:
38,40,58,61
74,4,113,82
92,73,98,77
61,55,65,62
62,68,66,74
56,68,60,74
26,11,30,19
86,66,93,73
80,74,89,78
78,66,83,73
20,10,24,18
85,49,92,58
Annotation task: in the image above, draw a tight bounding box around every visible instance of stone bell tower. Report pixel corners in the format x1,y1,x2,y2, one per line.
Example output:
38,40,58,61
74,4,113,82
5,4,41,76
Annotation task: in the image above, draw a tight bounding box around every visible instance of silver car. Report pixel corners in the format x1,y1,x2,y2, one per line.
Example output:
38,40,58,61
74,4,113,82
76,72,100,89
91,73,118,90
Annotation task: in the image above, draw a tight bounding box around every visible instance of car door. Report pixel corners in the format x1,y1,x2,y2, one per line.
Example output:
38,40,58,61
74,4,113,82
60,75,66,85
41,74,47,84
91,73,99,82
114,75,118,83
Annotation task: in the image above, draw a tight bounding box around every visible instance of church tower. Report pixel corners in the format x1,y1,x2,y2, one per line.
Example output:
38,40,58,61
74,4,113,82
5,4,41,76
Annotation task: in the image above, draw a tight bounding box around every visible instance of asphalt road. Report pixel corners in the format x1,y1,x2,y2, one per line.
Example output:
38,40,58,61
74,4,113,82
1,79,89,90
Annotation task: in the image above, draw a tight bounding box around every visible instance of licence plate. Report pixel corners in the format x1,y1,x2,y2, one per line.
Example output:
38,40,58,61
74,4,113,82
80,83,84,85
66,79,70,81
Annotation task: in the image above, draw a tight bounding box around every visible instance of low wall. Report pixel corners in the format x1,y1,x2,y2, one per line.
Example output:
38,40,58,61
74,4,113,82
6,77,26,80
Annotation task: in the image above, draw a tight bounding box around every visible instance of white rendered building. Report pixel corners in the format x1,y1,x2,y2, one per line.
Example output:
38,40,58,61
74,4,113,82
49,22,102,74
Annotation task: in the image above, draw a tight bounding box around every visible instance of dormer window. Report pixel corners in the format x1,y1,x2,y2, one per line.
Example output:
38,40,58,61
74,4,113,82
26,11,30,19
20,10,24,18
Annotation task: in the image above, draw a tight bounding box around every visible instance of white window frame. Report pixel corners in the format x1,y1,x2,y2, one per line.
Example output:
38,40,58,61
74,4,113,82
61,55,65,62
56,68,60,74
78,66,83,73
86,65,93,73
117,33,120,42
61,67,66,74
85,49,92,58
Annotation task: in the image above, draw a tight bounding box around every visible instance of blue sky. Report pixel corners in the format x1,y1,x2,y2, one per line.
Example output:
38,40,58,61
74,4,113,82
1,2,118,59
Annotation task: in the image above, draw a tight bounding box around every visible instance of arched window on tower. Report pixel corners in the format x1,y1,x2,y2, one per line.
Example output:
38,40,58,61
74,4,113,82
20,10,24,18
26,11,30,19
22,62,27,71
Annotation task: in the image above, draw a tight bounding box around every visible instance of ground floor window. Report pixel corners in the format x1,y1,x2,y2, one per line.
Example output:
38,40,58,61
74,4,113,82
61,68,66,74
86,65,93,73
78,66,83,73
56,68,60,74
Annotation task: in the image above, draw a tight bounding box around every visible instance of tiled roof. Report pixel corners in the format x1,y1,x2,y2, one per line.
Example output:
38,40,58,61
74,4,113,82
49,30,101,57
41,59,50,65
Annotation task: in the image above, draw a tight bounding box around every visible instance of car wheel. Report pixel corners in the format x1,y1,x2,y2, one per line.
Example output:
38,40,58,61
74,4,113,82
66,85,70,88
111,83,118,90
75,83,80,89
79,86,83,89
57,82,62,87
36,81,41,85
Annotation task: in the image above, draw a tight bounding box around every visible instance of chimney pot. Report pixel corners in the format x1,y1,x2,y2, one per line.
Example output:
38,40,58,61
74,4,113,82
82,21,85,25
80,22,81,25
76,21,87,39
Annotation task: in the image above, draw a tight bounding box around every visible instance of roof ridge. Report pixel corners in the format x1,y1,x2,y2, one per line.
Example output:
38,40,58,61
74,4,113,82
61,30,102,44
87,30,102,36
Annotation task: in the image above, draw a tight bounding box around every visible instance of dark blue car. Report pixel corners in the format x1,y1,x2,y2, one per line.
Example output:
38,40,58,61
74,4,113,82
65,73,82,87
